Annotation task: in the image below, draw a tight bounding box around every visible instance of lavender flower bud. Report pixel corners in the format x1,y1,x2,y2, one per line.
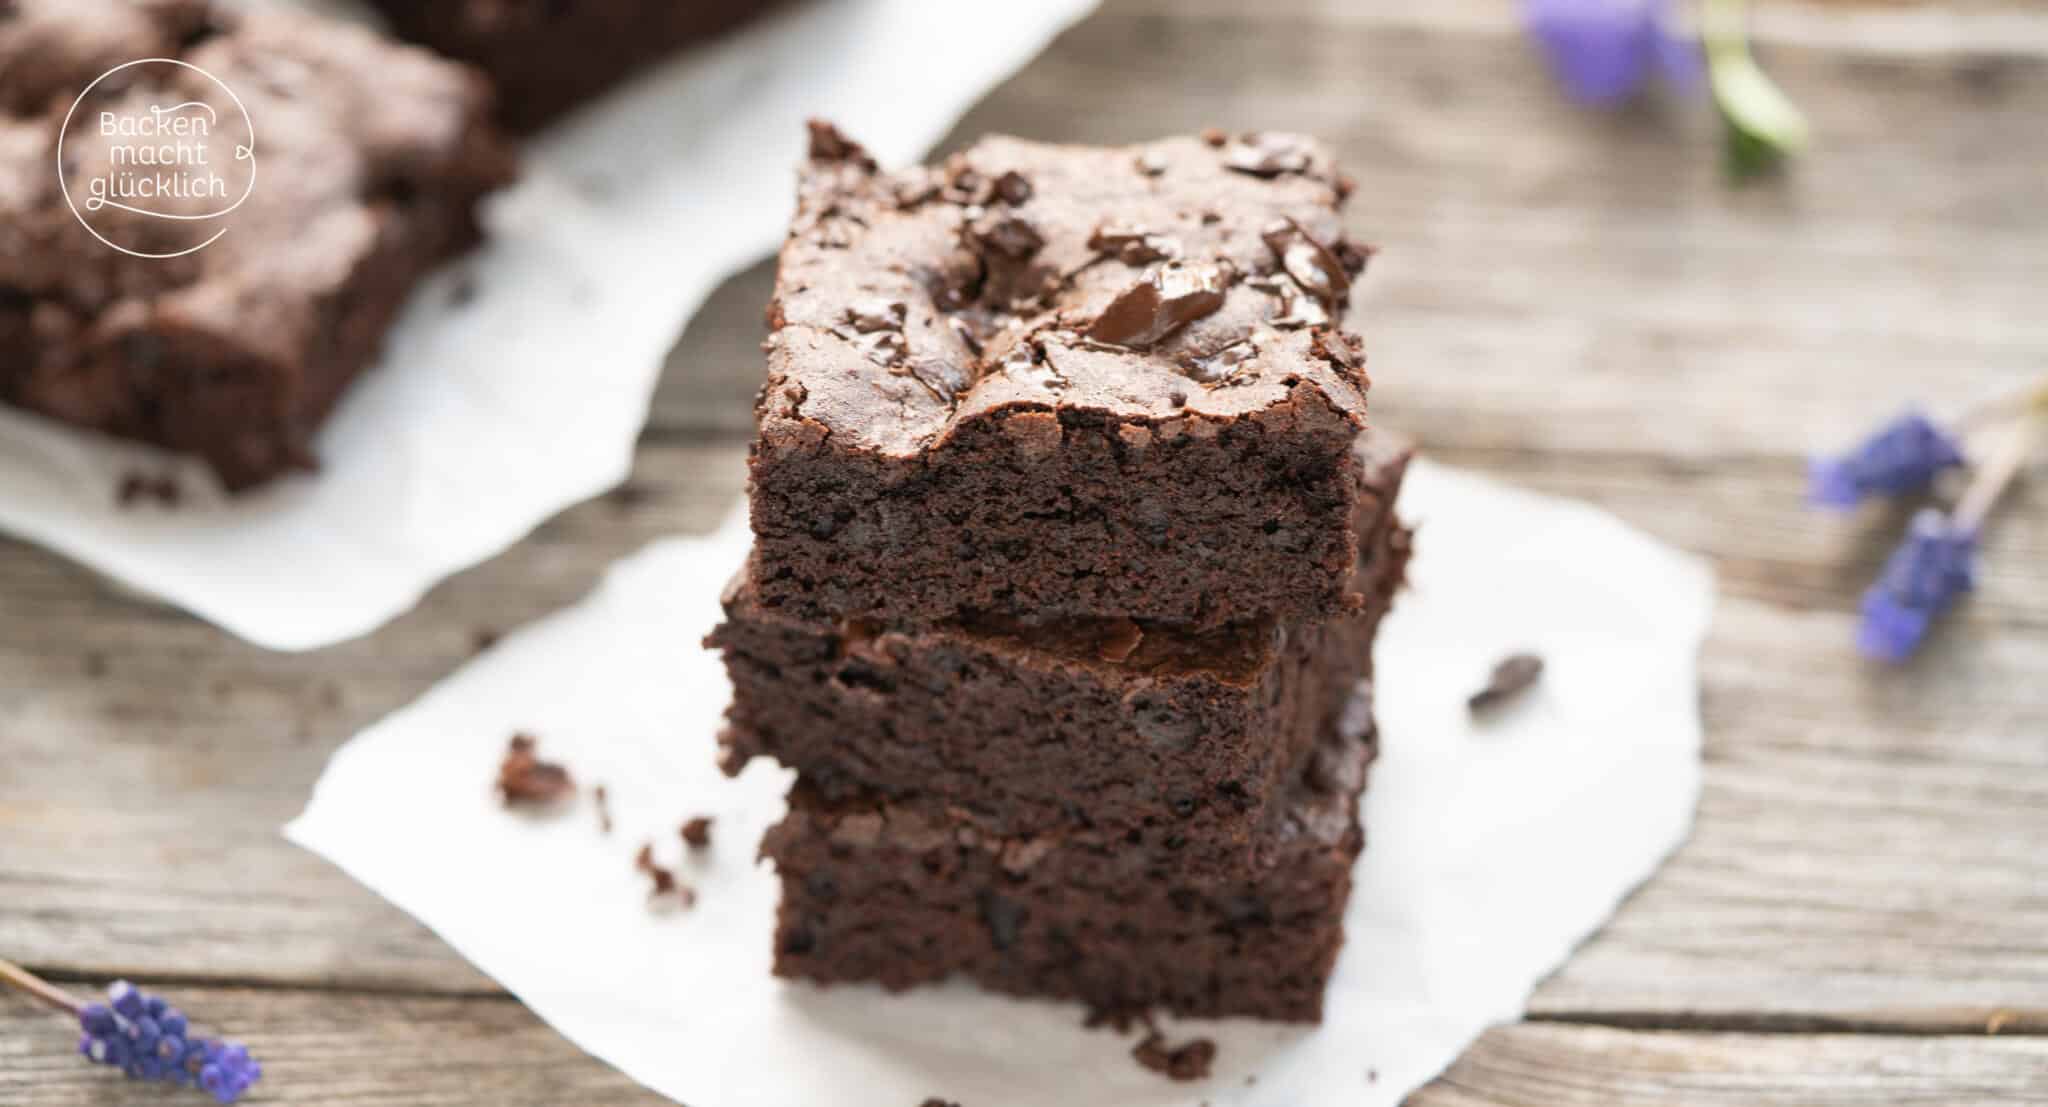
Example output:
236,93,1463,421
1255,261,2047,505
1809,410,1965,510
1857,509,1976,662
1524,0,1698,105
75,981,261,1103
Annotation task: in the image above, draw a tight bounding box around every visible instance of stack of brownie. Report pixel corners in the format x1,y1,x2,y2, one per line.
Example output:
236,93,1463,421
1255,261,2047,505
708,123,1412,1022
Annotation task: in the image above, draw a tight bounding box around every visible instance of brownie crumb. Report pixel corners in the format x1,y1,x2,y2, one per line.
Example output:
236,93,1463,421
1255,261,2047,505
497,733,574,807
594,785,613,834
1132,1032,1216,1082
1468,652,1544,714
116,471,181,508
635,842,695,906
681,816,714,849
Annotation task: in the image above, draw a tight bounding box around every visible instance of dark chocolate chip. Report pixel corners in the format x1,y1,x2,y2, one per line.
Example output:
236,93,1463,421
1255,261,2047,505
965,212,1045,259
1085,261,1232,349
1087,224,1179,266
993,170,1033,205
1222,131,1315,177
1469,653,1544,713
1261,217,1350,305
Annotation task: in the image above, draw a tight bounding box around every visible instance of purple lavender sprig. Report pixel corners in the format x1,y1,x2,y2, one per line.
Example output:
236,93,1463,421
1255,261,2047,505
1856,508,1977,662
1852,390,2043,662
1524,0,1702,105
1,959,261,1103
1808,410,1967,510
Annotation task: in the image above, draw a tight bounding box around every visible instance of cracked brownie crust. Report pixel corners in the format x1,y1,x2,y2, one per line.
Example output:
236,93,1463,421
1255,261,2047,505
750,125,1378,629
762,681,1381,1023
710,436,1410,870
0,0,513,489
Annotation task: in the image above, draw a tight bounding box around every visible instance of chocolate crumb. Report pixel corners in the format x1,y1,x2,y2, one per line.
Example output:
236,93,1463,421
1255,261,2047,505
634,842,693,906
1133,1032,1216,1082
681,815,714,849
497,733,574,807
806,119,876,171
1469,652,1544,713
1199,127,1227,147
594,785,613,834
1083,1002,1153,1034
919,1100,962,1107
116,471,181,508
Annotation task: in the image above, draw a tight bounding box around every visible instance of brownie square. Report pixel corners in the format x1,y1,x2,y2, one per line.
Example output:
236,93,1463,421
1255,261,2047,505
366,0,788,131
748,124,1378,630
0,1,514,490
712,435,1409,870
763,680,1378,1023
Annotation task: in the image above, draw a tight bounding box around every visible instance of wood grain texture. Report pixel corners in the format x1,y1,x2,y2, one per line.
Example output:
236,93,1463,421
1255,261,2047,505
3,0,2047,1103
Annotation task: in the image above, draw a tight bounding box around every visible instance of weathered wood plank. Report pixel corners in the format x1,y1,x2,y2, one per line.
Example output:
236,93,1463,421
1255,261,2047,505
4,443,2045,1030
1414,1023,2048,1106
2,989,2042,1106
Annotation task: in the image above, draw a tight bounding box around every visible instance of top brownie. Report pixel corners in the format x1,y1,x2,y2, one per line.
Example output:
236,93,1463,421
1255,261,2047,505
749,124,1376,629
0,0,513,489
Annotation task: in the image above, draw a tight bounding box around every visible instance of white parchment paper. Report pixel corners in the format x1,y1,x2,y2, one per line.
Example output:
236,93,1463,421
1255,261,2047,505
0,0,1098,651
287,460,1716,1107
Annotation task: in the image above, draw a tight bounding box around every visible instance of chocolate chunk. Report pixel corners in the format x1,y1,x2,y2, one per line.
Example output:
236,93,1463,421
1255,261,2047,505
965,213,1045,260
993,170,1033,205
1469,653,1544,713
1085,261,1232,348
497,733,574,807
1132,1033,1216,1082
1335,238,1376,277
1222,132,1315,177
845,298,907,333
681,816,714,848
1261,218,1350,305
1088,225,1180,266
806,119,876,171
1181,339,1257,385
1256,277,1332,330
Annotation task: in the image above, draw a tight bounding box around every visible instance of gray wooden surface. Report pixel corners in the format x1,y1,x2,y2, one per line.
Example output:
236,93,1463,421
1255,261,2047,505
4,0,2047,1102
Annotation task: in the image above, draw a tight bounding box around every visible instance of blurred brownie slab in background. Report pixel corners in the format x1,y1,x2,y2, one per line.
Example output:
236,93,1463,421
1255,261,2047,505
0,0,514,490
366,0,791,131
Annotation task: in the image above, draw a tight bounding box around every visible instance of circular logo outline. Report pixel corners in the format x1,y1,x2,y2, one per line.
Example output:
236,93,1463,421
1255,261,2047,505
56,57,259,260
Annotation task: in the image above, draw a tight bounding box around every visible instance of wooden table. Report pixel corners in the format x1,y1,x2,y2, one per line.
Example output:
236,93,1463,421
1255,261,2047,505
5,1,2045,1102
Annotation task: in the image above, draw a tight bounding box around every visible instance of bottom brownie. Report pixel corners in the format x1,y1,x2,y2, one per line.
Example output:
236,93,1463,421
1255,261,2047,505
762,682,1377,1023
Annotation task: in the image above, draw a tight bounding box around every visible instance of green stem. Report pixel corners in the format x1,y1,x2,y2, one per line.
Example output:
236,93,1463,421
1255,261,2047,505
0,957,86,1016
